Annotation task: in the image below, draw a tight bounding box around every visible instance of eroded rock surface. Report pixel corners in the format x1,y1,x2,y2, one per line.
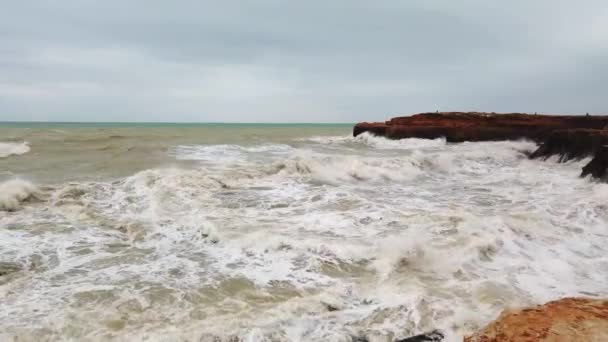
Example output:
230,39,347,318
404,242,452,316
464,298,608,342
354,112,608,180
530,129,608,180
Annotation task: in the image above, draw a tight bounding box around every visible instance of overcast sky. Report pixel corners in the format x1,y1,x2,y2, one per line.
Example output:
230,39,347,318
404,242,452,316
1,1,607,122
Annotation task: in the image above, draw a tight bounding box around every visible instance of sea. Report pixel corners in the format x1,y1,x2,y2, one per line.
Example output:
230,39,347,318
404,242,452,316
1,122,607,341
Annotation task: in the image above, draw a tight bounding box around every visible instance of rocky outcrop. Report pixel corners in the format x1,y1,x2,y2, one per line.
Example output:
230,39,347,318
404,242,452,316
583,147,608,179
464,298,608,342
353,112,608,142
354,112,608,180
530,129,608,180
395,330,444,341
530,129,608,161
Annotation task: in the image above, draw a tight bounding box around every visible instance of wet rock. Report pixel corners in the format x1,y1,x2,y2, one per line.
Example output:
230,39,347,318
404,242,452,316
354,112,608,181
464,297,608,342
582,146,608,179
530,129,608,180
395,330,444,342
530,129,608,161
323,302,340,312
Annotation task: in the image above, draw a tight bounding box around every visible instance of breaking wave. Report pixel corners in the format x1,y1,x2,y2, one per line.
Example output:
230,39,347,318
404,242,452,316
171,143,294,161
0,142,30,158
303,132,446,149
0,179,39,211
1,131,606,341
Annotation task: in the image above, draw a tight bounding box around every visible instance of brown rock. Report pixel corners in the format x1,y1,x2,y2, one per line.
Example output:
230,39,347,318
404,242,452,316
354,112,608,180
465,298,608,342
354,112,608,142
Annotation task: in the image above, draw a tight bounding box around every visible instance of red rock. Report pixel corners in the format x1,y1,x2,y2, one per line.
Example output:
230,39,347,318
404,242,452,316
465,298,608,342
354,112,608,142
354,112,608,180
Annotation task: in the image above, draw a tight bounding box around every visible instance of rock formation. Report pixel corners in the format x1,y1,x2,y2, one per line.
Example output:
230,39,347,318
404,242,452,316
354,112,608,181
354,112,608,142
530,129,608,180
464,298,608,342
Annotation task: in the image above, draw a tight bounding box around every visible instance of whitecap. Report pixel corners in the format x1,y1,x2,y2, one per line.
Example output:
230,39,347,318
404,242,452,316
0,179,39,211
171,143,293,161
354,132,446,149
0,142,30,158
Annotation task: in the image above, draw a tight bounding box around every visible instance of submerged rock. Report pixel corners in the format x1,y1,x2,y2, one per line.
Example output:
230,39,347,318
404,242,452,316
395,330,444,341
349,330,443,342
464,298,608,342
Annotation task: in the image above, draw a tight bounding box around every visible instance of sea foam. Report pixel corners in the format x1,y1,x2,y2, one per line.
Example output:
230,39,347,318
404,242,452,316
0,179,39,211
0,142,30,158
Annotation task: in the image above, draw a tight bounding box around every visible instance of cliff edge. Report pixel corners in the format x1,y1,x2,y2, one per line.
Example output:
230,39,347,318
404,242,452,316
354,112,608,181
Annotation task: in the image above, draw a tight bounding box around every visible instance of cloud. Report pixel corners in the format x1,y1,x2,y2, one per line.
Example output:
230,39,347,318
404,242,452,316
0,0,606,122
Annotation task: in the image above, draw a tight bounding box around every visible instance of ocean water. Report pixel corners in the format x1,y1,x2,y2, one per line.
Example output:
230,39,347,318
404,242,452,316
1,123,607,341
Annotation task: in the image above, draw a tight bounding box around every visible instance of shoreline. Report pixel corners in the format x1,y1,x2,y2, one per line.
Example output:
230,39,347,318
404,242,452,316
354,112,608,181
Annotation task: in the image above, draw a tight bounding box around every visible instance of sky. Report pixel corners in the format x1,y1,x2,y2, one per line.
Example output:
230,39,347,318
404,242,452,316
1,0,607,123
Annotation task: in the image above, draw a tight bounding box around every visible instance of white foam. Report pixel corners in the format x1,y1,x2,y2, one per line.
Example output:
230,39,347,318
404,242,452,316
1,137,607,341
0,142,30,158
303,133,446,150
354,132,447,149
0,179,39,211
269,152,430,184
172,143,293,161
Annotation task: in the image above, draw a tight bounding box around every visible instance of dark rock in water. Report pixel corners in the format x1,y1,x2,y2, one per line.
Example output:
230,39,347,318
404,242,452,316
395,330,444,342
582,146,608,179
324,303,340,312
530,129,608,181
530,129,608,162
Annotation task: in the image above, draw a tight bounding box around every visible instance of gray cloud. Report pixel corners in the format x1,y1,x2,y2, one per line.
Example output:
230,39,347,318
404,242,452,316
1,0,607,122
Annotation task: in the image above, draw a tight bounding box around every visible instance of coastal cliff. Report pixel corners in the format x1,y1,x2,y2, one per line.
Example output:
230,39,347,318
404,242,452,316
354,112,608,142
354,112,608,180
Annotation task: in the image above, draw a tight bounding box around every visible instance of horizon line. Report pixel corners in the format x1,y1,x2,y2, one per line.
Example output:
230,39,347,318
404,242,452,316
0,121,355,125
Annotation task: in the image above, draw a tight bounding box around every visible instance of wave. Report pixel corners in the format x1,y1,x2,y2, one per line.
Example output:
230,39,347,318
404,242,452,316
171,143,294,161
2,134,604,341
0,179,39,211
353,132,447,149
302,133,446,150
0,142,30,158
269,153,430,183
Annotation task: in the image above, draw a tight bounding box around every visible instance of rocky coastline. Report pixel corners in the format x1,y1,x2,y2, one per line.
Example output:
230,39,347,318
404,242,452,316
463,298,608,342
354,112,608,341
354,112,608,181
